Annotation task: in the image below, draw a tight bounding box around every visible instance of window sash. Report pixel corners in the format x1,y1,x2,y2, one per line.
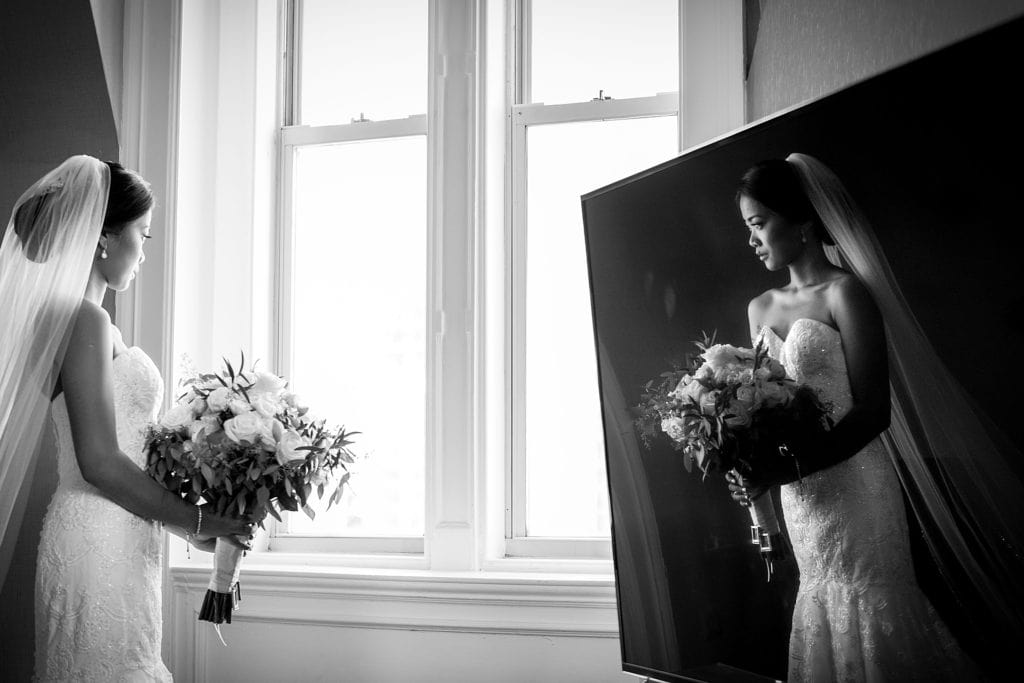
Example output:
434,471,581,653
273,114,428,554
507,93,678,556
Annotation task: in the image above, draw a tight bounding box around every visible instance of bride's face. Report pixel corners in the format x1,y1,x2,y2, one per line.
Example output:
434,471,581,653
97,209,152,292
740,195,804,271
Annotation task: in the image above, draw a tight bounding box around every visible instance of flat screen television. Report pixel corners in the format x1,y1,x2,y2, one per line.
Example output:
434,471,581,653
582,15,1024,683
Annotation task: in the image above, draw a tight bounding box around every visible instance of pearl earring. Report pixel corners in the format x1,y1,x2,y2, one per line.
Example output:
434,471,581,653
100,248,108,259
801,234,807,244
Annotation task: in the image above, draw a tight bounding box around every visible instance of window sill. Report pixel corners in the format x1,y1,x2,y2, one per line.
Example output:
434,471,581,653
167,561,618,637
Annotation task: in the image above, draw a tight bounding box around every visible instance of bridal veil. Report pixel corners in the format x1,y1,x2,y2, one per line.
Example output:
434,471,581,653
0,156,109,589
787,152,1024,657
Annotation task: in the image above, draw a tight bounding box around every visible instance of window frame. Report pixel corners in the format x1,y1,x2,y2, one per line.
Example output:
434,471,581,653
269,0,429,556
504,0,679,559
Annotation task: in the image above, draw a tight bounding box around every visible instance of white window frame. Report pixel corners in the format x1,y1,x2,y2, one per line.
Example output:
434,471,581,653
176,0,744,571
504,0,679,559
267,0,428,558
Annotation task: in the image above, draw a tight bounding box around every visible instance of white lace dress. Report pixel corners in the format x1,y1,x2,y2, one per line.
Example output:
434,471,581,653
35,346,171,682
762,318,977,683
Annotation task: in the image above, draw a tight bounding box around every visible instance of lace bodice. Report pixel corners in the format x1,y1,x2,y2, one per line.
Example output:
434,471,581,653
760,318,970,681
52,347,164,488
760,318,912,589
36,345,172,682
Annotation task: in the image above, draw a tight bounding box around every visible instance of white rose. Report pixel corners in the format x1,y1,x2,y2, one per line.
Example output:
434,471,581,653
669,375,692,400
275,429,308,466
189,415,221,441
223,412,264,444
229,398,252,415
660,416,687,442
734,384,758,411
251,395,283,419
188,395,208,416
207,386,232,412
701,344,754,370
259,417,283,451
699,390,719,415
251,371,288,396
160,404,194,430
677,378,707,405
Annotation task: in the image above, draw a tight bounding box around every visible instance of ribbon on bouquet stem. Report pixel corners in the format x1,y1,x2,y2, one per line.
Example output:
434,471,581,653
748,492,781,581
198,537,244,643
731,467,782,581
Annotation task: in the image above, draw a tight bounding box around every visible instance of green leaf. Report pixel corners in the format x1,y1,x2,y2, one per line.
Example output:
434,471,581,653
256,485,270,509
302,504,315,521
267,505,283,523
200,462,215,486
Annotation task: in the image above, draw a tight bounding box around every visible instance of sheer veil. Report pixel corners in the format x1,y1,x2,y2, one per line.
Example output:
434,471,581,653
0,156,110,589
787,152,1024,654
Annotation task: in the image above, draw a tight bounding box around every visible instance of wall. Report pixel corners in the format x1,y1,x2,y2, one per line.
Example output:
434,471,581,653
89,0,125,139
745,0,1024,121
0,1,118,680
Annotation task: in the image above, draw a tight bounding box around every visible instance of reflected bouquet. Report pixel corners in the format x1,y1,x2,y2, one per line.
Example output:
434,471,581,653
145,354,357,624
636,335,831,574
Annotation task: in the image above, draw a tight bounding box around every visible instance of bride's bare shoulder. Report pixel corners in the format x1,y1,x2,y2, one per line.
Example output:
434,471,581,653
747,289,777,339
67,301,111,355
747,288,781,321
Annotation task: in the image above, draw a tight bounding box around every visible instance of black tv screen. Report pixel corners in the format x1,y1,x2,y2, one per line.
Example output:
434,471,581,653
582,16,1024,683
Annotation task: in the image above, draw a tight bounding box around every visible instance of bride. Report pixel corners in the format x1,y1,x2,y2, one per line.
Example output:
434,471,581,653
727,154,1024,681
0,156,255,680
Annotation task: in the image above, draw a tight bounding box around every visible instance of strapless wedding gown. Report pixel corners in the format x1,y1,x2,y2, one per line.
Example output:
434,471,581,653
35,346,171,682
761,318,976,683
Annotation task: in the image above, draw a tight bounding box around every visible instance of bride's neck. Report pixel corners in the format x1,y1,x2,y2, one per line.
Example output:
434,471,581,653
787,243,835,288
84,270,107,306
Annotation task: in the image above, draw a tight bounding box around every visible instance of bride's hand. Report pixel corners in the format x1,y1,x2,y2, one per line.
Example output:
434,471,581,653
188,534,218,553
198,504,258,550
725,470,769,507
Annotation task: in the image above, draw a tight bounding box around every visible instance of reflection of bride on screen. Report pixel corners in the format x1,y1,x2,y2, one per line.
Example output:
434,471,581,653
726,154,1024,681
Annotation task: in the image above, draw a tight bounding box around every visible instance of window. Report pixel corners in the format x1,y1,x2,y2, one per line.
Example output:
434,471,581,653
272,0,428,554
270,0,685,564
507,0,679,556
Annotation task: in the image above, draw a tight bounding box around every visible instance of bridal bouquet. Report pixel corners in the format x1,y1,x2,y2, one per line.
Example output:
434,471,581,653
145,354,357,624
636,335,831,575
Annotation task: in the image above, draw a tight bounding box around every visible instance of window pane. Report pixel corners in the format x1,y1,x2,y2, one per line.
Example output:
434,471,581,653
529,0,678,105
299,0,427,125
524,116,677,537
287,137,426,536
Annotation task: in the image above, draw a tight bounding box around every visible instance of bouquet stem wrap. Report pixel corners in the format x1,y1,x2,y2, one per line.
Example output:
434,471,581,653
749,490,780,537
198,539,243,624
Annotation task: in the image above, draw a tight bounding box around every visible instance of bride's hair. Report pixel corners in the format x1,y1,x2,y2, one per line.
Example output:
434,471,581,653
102,161,153,235
736,159,835,246
11,161,152,262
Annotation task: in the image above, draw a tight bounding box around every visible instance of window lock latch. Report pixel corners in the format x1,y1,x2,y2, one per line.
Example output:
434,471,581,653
351,112,372,123
591,90,613,101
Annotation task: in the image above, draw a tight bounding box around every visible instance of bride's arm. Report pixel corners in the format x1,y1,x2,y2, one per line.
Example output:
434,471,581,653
61,301,253,543
749,275,890,491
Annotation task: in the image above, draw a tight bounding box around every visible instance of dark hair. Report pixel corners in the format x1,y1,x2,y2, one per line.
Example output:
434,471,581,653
736,159,834,246
102,161,153,235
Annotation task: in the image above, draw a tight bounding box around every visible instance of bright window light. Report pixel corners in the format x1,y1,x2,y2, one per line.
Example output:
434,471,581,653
299,0,427,125
529,0,677,105
286,137,426,536
523,115,677,537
